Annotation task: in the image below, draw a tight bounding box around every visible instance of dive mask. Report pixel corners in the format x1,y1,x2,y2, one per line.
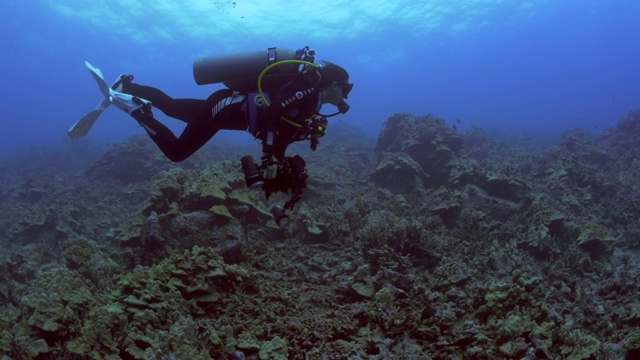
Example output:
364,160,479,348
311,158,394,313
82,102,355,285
342,82,354,99
318,82,353,117
337,82,353,114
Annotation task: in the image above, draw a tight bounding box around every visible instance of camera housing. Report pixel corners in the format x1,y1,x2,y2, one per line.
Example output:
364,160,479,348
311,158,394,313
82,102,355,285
241,155,264,189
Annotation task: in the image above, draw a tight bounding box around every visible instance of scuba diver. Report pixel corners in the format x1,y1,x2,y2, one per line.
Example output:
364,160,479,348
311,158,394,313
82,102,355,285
73,46,353,228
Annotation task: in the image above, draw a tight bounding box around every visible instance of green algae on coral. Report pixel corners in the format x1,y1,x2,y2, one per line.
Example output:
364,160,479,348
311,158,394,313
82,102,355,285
5,111,640,358
259,335,289,360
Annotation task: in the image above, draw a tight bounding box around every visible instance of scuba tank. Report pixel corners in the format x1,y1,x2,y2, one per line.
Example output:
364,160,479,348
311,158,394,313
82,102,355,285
193,47,299,86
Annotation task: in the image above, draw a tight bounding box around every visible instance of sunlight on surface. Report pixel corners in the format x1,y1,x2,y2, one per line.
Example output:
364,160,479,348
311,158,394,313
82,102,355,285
45,0,549,44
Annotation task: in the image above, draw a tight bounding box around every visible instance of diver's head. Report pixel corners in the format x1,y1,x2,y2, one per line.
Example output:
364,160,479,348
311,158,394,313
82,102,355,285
319,61,353,114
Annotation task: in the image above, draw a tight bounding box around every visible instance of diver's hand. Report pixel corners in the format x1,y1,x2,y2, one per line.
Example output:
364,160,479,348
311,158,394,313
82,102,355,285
261,153,279,180
265,164,278,179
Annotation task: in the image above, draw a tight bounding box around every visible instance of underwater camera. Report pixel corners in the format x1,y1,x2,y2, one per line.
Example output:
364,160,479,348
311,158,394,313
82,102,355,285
240,154,307,229
241,155,264,189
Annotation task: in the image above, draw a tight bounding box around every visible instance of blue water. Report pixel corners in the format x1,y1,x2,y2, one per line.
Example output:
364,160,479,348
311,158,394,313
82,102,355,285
2,0,639,152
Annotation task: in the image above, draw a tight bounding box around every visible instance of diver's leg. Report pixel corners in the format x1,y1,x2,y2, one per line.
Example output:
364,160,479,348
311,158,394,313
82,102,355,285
119,78,204,123
130,104,215,162
131,90,245,162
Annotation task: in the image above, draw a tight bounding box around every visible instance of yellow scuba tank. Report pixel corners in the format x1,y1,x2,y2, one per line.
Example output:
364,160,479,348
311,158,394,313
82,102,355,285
193,47,299,86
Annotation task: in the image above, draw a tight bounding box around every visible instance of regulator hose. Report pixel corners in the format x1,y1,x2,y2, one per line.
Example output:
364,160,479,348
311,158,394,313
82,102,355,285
257,60,320,107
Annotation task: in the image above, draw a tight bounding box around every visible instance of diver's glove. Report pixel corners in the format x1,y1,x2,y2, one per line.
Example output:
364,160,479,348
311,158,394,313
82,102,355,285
261,153,279,180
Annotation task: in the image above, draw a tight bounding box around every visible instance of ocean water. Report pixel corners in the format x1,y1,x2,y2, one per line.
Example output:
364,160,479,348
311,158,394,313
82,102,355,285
3,2,640,358
1,0,639,154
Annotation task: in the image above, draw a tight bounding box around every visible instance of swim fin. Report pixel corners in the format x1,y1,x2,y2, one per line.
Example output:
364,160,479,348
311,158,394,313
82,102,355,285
67,97,111,139
68,61,150,139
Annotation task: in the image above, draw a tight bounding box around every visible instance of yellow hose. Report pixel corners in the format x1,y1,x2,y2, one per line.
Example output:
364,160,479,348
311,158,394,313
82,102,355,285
257,60,320,107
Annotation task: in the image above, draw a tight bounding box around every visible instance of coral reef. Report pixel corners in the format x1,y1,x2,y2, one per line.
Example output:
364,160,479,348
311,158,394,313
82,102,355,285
373,113,466,192
1,112,640,358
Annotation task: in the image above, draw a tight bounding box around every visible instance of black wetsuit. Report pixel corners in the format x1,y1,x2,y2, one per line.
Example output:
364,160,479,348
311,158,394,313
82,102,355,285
123,71,322,162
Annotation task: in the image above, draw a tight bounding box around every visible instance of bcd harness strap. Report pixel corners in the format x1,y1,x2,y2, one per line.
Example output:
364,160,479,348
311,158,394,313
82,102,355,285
246,96,326,151
252,47,323,153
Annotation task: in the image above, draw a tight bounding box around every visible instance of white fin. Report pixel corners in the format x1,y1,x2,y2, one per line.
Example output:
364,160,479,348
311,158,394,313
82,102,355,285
67,97,110,139
68,62,129,139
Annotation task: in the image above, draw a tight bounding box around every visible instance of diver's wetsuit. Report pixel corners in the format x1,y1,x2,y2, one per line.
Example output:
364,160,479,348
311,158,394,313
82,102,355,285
123,71,321,162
